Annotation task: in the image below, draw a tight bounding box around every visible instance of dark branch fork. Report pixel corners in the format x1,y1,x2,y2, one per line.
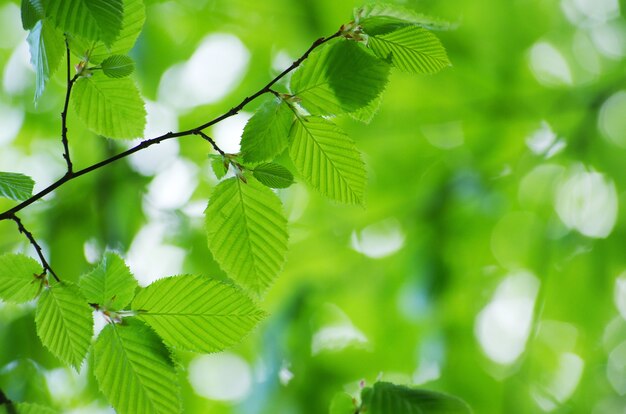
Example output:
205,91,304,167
0,28,343,278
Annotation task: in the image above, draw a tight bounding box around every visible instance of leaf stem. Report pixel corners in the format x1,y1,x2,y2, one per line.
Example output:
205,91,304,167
0,28,343,222
8,213,60,282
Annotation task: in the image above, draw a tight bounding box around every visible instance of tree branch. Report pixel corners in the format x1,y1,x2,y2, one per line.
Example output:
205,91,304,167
8,214,60,282
61,37,79,175
0,28,343,222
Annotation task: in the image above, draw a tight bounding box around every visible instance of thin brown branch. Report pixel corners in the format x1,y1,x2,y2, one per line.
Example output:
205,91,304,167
0,28,343,222
194,130,225,156
8,214,60,282
61,37,79,175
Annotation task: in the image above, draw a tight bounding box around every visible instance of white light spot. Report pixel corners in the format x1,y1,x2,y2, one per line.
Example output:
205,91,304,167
272,50,294,74
3,42,33,96
311,304,368,356
145,158,198,210
143,99,179,139
591,22,626,59
350,218,405,259
83,238,102,264
46,367,87,402
526,122,566,158
0,101,24,145
475,271,540,365
278,361,294,386
599,91,626,148
413,359,441,385
0,4,24,49
555,165,618,238
92,311,107,338
529,42,573,86
614,273,626,321
188,353,252,402
607,341,626,394
561,0,620,27
158,34,250,110
212,112,251,154
126,222,185,286
420,121,464,149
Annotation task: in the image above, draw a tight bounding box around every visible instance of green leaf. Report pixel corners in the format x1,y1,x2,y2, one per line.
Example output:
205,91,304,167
367,26,451,74
93,319,181,414
15,403,59,414
205,177,288,297
0,359,53,407
0,172,35,202
21,0,44,30
79,252,138,310
101,55,135,78
0,254,42,303
44,0,124,46
290,40,389,116
72,74,146,139
357,3,455,32
132,275,266,353
240,98,294,164
289,116,366,204
35,282,93,369
26,19,65,102
70,0,146,63
209,155,229,179
360,382,472,414
350,93,383,124
329,392,357,414
252,163,294,189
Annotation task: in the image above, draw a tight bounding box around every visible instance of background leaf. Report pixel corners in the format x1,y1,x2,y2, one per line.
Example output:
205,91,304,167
329,392,356,414
0,173,35,202
26,20,64,101
0,254,41,304
366,26,451,74
205,177,288,297
44,0,124,46
72,74,146,139
101,55,135,78
35,282,93,369
93,319,181,414
14,402,58,414
132,275,266,353
290,40,389,116
357,3,454,31
79,252,138,310
240,98,294,164
252,162,294,188
289,116,366,204
360,382,472,414
21,0,44,31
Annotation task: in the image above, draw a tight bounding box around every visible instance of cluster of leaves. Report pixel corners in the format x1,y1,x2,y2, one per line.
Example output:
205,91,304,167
0,1,467,413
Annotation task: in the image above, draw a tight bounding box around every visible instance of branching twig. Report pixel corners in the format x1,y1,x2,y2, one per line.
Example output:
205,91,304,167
8,214,60,282
194,131,225,156
61,37,79,175
0,28,343,223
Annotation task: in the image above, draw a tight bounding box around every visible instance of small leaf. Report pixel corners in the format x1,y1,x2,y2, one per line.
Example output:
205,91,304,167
209,155,229,179
21,0,44,30
45,0,124,46
132,275,266,353
367,26,451,74
252,163,294,189
240,98,294,164
101,55,135,78
289,116,366,204
15,403,59,414
26,20,65,101
360,382,472,414
94,319,181,414
329,392,357,414
205,177,288,297
79,252,138,310
72,74,146,139
0,254,41,304
0,172,35,202
290,40,389,116
35,282,93,369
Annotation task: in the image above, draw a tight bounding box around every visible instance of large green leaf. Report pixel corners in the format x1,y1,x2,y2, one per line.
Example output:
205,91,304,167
26,19,64,101
93,319,180,414
357,3,454,32
71,0,146,63
290,40,389,116
240,98,294,164
289,116,366,204
0,172,35,202
252,163,294,189
366,26,451,74
205,177,288,297
0,254,42,304
132,275,265,353
79,252,138,310
21,0,44,30
360,382,472,414
72,74,146,139
44,0,123,46
35,282,93,369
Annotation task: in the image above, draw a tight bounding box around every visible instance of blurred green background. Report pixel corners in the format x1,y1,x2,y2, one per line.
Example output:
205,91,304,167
2,0,626,412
